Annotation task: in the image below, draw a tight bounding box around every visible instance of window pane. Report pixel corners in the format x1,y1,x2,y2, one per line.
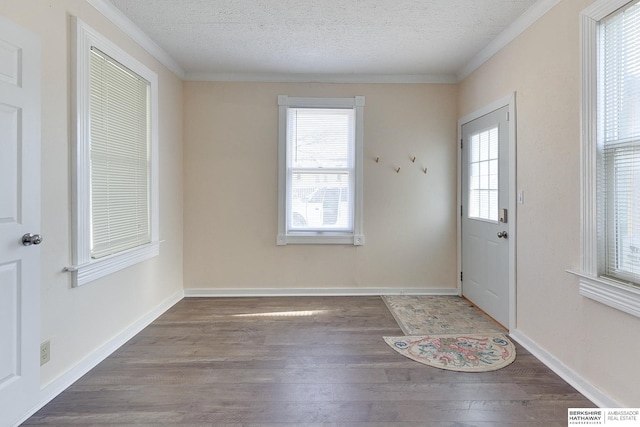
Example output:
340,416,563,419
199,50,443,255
602,2,640,144
489,128,499,158
470,134,480,162
480,161,489,189
600,0,640,284
285,105,356,234
604,145,640,280
479,131,489,161
468,126,499,222
89,47,151,258
470,163,480,190
287,108,354,169
489,159,499,188
289,172,352,230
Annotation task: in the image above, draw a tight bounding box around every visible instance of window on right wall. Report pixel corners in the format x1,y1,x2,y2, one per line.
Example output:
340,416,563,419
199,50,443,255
577,0,640,318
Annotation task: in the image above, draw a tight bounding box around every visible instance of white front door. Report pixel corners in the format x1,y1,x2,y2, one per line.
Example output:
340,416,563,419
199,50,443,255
0,15,41,427
461,105,510,327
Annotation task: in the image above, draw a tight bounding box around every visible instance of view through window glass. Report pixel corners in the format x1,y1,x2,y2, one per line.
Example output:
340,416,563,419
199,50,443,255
286,108,355,232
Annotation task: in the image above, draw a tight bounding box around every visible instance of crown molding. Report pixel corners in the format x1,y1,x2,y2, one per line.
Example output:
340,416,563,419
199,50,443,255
86,0,186,79
457,0,561,81
185,71,458,84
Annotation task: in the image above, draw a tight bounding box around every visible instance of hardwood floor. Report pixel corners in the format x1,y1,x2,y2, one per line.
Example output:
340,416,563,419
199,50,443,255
24,296,594,426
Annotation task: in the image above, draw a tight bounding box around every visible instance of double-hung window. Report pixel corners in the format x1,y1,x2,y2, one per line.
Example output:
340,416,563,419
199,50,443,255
68,18,159,286
577,0,640,317
277,96,365,245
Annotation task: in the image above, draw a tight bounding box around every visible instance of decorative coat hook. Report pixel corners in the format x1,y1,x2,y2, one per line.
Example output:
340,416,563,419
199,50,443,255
395,167,401,173
411,156,416,163
423,167,428,174
375,156,380,163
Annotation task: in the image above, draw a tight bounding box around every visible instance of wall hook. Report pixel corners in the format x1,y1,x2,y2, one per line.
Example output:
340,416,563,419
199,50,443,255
375,156,380,163
423,167,428,174
395,167,401,173
411,156,416,163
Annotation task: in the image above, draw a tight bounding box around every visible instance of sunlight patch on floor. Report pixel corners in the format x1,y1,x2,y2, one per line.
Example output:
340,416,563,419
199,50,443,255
232,310,329,318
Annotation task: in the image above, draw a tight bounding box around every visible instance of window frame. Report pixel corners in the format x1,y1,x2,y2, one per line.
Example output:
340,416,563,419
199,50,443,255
574,0,640,318
67,18,160,287
277,95,365,245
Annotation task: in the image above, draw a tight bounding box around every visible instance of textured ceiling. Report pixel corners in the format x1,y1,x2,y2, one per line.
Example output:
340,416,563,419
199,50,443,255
107,0,539,81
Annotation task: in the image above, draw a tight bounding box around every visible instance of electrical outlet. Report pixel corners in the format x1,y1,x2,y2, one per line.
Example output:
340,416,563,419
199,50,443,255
40,341,50,365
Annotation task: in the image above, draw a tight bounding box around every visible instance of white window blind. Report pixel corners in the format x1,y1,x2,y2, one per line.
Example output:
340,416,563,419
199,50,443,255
286,108,355,232
600,0,640,284
89,47,151,259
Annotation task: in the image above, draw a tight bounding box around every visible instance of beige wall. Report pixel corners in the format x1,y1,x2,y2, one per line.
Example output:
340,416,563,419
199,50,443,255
2,0,637,410
458,0,640,406
0,1,184,387
184,82,458,290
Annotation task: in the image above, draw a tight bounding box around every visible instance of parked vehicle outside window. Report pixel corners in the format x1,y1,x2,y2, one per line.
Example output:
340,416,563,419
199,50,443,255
290,186,349,229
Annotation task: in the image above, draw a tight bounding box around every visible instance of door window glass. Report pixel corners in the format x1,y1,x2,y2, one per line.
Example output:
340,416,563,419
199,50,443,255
468,126,499,221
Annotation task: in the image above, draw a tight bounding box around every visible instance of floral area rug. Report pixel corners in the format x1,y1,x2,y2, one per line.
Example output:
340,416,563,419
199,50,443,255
384,333,516,372
382,295,505,335
382,296,516,372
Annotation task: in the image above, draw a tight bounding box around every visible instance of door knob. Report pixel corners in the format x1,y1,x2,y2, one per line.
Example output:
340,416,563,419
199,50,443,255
22,233,43,246
497,231,508,239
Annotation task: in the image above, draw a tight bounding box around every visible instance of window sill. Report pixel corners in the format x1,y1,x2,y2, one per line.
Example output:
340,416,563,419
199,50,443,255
277,233,364,246
66,241,162,287
567,269,640,319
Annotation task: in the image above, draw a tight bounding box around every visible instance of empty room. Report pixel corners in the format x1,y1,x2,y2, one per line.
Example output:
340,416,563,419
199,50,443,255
1,0,639,425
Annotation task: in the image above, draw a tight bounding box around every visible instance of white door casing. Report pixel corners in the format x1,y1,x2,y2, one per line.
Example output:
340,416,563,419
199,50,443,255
458,94,516,330
0,14,41,427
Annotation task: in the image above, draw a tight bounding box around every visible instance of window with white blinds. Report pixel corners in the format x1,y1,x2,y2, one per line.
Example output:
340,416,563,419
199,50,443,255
68,18,159,287
90,47,151,259
286,108,354,232
599,0,640,285
277,96,365,245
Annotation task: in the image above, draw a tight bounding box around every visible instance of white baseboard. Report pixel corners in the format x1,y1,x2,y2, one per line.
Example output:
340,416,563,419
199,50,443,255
509,329,620,408
184,287,459,297
15,289,184,427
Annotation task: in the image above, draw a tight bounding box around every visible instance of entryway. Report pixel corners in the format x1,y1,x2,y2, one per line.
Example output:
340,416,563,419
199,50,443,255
459,94,516,329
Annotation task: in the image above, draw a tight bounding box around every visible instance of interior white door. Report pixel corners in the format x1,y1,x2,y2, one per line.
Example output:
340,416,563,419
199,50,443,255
0,14,41,427
461,106,509,327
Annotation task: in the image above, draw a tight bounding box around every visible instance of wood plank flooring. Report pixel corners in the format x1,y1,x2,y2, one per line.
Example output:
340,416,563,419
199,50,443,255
23,296,595,426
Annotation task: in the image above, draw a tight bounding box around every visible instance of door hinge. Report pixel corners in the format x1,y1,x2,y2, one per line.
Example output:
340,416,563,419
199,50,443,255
506,111,510,121
460,205,463,216
460,271,463,282
460,138,463,149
